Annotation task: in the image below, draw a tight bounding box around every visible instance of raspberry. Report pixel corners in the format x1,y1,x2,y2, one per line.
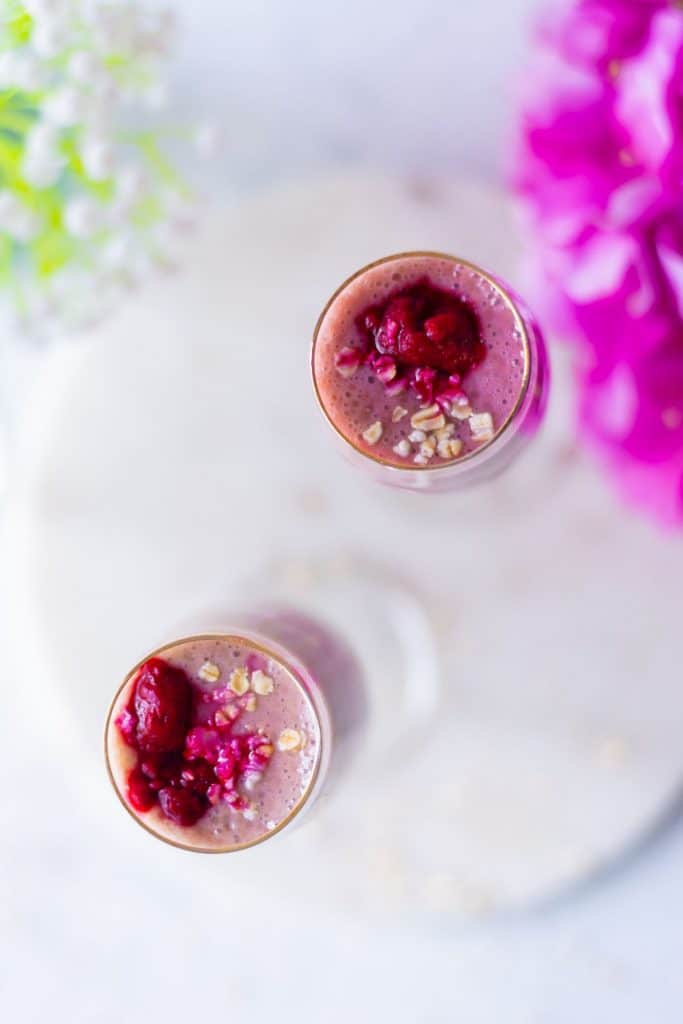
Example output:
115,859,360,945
131,658,191,754
158,786,207,827
357,278,484,379
127,766,156,813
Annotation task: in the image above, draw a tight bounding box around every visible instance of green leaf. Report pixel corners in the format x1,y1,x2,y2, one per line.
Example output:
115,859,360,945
0,233,13,287
5,6,33,46
136,133,187,192
61,135,115,199
31,228,74,277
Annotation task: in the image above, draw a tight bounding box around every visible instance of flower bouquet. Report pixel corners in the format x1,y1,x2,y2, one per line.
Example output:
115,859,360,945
514,0,683,525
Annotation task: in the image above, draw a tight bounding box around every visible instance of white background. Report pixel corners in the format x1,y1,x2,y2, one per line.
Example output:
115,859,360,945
174,0,538,188
5,2,683,1023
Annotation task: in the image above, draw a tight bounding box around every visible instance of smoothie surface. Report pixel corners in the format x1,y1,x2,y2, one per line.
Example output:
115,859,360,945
106,634,322,851
313,253,528,469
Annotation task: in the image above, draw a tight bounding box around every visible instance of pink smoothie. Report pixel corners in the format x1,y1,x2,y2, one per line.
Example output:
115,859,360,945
106,633,325,852
312,253,530,473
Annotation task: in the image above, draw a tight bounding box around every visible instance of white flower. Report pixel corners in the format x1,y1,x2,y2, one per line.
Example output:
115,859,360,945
67,51,100,85
0,193,41,243
31,20,70,59
11,208,41,244
91,8,137,54
81,134,115,181
23,0,70,17
44,87,87,126
138,8,176,53
0,53,20,88
0,53,46,91
89,70,119,107
64,197,103,238
101,234,135,270
17,54,47,91
22,149,63,188
25,121,62,159
156,13,176,53
0,192,18,225
116,164,147,207
1,0,190,332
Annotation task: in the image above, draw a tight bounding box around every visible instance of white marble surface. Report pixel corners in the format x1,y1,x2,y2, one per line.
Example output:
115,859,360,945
170,0,538,188
3,172,683,1023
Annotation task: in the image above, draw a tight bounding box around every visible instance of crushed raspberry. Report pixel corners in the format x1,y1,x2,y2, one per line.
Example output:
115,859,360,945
412,366,438,405
349,278,484,402
115,657,274,830
184,725,222,763
245,652,268,675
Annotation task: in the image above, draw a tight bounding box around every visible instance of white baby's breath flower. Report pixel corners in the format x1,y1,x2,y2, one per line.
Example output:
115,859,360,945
12,209,42,244
67,51,100,84
0,52,45,91
0,53,20,88
88,68,120,108
23,0,70,17
0,193,41,243
17,54,47,91
91,7,139,55
138,8,176,52
0,0,192,333
117,164,148,206
101,235,136,271
0,192,19,227
65,197,103,239
31,20,70,59
22,150,63,189
44,87,87,126
108,241,154,289
81,134,115,181
26,121,61,156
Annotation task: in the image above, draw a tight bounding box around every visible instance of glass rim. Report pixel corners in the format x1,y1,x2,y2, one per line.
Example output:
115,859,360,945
104,631,327,854
311,250,533,474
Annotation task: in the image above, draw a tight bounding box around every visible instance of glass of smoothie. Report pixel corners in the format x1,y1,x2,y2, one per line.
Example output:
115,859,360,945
312,251,549,491
105,608,367,853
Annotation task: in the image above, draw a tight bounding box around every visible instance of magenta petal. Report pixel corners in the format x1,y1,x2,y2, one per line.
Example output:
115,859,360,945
657,241,683,318
564,232,638,302
614,9,683,173
512,0,683,527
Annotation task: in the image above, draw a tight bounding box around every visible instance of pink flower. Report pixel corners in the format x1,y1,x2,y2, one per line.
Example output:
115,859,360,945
513,0,683,525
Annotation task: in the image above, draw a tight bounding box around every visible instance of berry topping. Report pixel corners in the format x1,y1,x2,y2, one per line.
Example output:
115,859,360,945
349,279,485,405
115,657,276,832
130,657,191,754
158,786,207,827
359,279,483,374
127,766,156,813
